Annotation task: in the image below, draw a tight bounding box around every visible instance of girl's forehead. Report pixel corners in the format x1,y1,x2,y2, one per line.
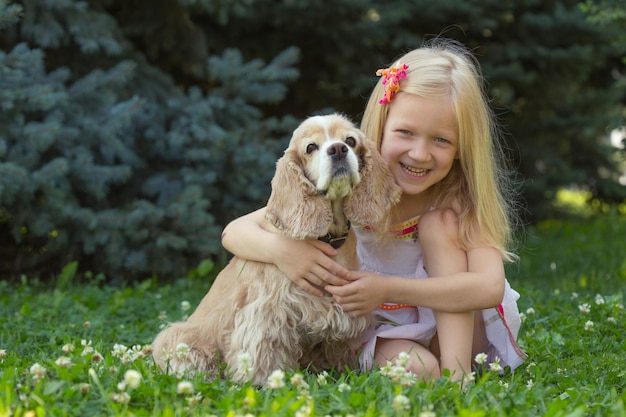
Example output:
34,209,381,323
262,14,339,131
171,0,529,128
389,93,456,120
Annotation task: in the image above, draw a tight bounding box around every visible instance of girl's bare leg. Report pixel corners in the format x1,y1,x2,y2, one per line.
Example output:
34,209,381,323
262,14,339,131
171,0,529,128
419,209,474,380
374,338,441,380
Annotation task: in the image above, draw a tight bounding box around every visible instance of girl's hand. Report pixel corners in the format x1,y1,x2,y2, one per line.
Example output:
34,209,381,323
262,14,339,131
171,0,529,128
274,237,351,297
324,270,387,316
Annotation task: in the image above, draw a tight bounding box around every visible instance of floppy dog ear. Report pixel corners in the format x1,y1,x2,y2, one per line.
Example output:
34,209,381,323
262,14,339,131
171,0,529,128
344,140,401,227
265,149,333,240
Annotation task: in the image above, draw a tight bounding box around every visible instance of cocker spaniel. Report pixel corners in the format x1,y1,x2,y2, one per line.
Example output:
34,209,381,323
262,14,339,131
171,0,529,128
152,113,400,385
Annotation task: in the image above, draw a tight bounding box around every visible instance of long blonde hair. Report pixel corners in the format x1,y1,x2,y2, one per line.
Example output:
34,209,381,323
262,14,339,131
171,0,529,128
361,39,519,262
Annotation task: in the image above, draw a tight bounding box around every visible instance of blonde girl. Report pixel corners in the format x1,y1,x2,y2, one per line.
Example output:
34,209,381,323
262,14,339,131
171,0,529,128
222,38,526,380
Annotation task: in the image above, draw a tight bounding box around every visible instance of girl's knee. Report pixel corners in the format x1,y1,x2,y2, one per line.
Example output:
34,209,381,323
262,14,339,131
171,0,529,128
410,352,441,379
374,339,441,380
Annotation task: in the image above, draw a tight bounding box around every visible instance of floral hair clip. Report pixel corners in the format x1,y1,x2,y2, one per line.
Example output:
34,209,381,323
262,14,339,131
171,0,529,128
376,64,409,104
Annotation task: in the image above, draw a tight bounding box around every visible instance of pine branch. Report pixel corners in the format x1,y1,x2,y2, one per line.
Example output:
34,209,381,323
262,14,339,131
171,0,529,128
0,2,23,31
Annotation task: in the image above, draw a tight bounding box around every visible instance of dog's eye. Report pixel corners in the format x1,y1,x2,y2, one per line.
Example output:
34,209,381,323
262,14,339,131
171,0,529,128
306,143,319,154
345,136,357,147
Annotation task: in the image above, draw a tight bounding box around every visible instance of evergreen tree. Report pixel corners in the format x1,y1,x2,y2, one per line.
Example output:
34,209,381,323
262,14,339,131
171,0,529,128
1,0,624,280
187,0,626,219
0,0,298,279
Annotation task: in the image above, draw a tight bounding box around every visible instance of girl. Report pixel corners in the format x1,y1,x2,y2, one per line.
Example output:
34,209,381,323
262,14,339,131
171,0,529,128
221,38,526,381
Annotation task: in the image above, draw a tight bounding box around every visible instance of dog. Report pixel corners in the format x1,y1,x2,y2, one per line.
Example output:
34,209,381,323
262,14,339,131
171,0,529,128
152,113,401,385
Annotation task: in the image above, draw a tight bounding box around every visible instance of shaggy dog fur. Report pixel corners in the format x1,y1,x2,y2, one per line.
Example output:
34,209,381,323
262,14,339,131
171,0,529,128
152,113,400,385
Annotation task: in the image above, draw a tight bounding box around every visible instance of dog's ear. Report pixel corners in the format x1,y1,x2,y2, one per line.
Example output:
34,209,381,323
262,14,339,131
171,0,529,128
265,148,333,240
344,139,401,227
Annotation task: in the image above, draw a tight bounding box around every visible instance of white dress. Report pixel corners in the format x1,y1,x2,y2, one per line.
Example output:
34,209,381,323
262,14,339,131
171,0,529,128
356,215,527,371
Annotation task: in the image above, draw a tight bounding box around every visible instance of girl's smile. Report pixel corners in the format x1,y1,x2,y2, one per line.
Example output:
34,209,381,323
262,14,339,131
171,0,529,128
380,92,459,207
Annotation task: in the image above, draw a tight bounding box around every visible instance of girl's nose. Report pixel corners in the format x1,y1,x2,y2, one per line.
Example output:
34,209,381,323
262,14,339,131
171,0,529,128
408,138,432,161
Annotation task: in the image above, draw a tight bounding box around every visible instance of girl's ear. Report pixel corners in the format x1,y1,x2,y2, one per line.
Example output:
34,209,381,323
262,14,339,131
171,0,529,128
344,140,401,227
265,149,333,240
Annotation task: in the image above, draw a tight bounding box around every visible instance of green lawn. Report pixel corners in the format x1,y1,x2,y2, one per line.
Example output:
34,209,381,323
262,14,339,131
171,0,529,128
1,213,625,416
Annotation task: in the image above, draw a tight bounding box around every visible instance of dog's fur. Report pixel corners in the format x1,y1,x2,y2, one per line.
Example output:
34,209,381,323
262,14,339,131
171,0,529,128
152,114,400,385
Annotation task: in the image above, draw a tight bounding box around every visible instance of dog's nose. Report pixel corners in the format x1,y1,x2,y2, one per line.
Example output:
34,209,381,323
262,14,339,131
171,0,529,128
327,143,348,161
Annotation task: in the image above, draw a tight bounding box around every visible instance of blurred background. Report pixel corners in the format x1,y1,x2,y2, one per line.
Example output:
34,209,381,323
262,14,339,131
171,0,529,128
0,0,624,281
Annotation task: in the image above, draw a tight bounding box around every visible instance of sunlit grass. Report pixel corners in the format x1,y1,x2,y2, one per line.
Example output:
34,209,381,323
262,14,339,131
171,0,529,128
553,187,626,216
1,213,625,416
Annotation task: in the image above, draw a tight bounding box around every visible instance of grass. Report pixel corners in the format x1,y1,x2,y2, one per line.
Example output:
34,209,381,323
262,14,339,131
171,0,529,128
1,212,625,416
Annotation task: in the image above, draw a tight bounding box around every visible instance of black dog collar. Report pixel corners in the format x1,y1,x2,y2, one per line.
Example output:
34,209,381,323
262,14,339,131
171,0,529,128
317,222,351,249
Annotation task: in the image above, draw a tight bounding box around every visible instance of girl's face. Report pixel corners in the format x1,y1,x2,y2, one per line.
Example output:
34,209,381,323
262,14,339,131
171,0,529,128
380,93,459,205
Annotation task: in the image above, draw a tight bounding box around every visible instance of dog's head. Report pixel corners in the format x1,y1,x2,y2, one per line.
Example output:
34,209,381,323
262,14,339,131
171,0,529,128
266,113,401,240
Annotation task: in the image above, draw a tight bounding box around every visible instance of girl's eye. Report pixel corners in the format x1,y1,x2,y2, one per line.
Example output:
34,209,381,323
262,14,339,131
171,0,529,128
435,137,450,144
345,136,357,147
306,143,319,154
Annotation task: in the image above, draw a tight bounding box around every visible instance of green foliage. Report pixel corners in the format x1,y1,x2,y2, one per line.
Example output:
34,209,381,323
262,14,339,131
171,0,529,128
1,216,625,415
0,1,299,279
1,0,625,279
192,0,626,220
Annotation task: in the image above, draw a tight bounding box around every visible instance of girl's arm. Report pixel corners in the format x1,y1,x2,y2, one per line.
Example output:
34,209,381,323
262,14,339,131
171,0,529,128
325,246,504,314
325,209,506,314
221,207,351,296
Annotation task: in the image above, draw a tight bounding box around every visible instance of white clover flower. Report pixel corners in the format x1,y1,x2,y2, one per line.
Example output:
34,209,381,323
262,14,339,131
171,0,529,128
419,410,437,417
488,358,503,373
474,352,488,365
128,344,149,362
578,303,591,314
177,380,195,395
81,339,95,356
526,379,534,389
392,394,410,412
267,370,285,389
519,312,527,323
0,349,7,359
607,317,617,323
337,382,351,392
571,292,579,300
186,392,203,407
463,372,476,387
584,320,594,331
158,310,168,320
290,373,306,387
595,294,605,305
295,404,313,417
55,356,73,367
175,342,190,360
30,363,47,381
111,392,131,404
499,380,509,389
317,370,329,385
112,343,128,358
616,303,624,310
91,352,104,363
160,349,172,363
396,351,410,368
124,369,142,390
380,356,417,386
180,300,191,311
61,343,75,353
237,352,252,377
526,307,535,315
